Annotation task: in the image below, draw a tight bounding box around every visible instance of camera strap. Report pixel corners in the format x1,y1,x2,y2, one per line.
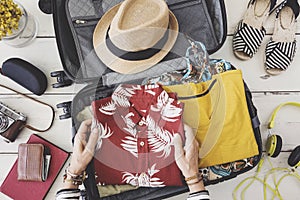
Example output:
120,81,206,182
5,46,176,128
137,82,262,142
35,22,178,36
0,84,55,132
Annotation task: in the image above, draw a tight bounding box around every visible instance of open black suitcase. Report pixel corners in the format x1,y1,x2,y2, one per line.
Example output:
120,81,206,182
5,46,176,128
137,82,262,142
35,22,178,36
42,0,263,199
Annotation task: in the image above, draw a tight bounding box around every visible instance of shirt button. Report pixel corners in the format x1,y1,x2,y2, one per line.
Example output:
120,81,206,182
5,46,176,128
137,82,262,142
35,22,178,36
138,121,143,126
140,141,145,147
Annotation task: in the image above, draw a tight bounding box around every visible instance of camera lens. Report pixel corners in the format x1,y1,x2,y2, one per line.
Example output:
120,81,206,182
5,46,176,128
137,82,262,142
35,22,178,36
0,115,9,133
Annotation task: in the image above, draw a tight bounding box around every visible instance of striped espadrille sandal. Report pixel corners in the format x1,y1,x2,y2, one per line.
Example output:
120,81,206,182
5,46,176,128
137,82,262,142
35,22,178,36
233,0,278,60
265,0,299,75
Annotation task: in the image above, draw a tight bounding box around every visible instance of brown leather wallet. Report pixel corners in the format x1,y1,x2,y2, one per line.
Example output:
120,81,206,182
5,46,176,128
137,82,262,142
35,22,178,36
17,143,47,181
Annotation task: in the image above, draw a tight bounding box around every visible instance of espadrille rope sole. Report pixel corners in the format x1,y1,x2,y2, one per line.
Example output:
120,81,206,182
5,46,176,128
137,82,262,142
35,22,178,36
265,0,299,75
233,0,276,60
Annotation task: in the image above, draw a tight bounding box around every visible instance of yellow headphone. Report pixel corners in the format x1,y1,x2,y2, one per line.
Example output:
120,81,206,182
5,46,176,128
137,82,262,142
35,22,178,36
267,102,300,168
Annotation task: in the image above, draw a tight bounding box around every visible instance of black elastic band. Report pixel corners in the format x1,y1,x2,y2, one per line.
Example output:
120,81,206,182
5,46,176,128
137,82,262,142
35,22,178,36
177,79,217,100
106,28,169,61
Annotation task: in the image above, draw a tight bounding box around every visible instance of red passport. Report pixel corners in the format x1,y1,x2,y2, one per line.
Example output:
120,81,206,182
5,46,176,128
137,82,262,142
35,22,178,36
0,134,69,200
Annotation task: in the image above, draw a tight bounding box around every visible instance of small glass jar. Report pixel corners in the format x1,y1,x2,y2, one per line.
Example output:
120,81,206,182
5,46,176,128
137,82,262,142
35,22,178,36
2,2,38,48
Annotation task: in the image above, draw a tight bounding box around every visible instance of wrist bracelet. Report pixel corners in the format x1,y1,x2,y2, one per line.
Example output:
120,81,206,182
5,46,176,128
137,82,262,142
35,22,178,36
186,173,203,185
66,167,84,177
63,177,83,185
63,167,87,185
185,173,201,182
187,179,201,186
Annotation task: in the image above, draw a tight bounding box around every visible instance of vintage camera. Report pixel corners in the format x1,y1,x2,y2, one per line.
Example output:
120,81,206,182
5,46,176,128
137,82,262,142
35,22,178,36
0,102,27,143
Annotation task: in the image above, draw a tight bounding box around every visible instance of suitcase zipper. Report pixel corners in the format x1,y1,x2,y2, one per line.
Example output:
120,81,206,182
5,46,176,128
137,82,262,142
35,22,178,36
73,18,100,26
74,19,88,24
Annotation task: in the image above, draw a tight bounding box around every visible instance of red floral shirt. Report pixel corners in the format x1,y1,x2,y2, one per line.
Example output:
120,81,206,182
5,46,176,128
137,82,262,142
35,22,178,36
91,84,184,187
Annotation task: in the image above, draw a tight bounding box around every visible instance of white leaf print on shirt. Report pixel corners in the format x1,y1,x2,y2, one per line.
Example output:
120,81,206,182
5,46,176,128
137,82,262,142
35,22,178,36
145,89,156,96
146,116,174,158
121,113,137,137
151,90,182,122
148,163,160,177
99,85,141,115
121,112,138,157
122,164,165,187
94,121,113,150
99,101,116,115
112,85,141,107
121,136,138,158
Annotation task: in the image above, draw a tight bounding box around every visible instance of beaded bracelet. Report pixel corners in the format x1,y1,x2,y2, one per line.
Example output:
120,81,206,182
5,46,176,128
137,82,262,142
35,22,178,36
63,167,87,185
63,177,83,185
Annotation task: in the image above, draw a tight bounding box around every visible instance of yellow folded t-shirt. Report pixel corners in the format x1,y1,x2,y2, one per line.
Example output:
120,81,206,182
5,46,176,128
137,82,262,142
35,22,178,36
163,70,259,167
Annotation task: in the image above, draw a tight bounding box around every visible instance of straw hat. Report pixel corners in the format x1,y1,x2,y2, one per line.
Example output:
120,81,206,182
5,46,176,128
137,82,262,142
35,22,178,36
93,0,179,74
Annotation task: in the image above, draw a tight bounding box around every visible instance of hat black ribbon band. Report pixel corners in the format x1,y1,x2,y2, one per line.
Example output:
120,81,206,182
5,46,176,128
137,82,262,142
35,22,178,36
106,28,169,61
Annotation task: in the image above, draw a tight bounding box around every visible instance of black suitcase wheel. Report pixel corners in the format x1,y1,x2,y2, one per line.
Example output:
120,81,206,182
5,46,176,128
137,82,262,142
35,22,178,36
56,101,72,120
56,101,71,109
52,82,67,88
50,70,73,88
59,113,71,120
50,70,62,77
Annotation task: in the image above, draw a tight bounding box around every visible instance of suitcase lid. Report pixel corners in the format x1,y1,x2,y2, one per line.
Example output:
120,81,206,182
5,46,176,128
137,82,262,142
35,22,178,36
52,0,227,83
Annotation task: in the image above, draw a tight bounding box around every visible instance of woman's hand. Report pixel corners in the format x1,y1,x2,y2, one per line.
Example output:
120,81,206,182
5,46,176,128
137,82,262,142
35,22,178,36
173,124,205,193
68,119,99,175
174,124,199,178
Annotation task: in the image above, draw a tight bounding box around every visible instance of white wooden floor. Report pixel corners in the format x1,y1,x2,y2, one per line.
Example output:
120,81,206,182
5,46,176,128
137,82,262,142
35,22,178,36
0,0,299,199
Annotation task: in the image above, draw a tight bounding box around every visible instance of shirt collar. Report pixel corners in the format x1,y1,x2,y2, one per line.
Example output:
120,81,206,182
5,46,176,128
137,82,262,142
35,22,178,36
112,84,172,117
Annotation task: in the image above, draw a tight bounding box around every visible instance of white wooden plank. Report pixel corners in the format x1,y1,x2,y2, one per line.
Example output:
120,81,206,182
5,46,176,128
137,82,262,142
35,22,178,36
212,35,300,92
18,0,55,37
0,95,74,153
253,93,300,151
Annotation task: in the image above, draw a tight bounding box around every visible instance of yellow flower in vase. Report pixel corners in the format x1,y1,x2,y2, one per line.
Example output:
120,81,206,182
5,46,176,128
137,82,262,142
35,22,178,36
0,0,23,40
